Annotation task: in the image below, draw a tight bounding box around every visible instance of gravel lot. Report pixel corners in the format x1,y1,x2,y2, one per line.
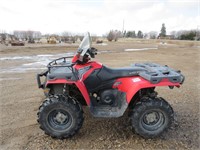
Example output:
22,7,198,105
0,40,199,149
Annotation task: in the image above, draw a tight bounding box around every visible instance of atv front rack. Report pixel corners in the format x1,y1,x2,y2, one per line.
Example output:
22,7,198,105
131,63,185,84
47,56,74,70
37,56,76,88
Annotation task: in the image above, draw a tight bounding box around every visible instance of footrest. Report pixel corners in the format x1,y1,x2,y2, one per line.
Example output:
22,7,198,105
90,96,128,118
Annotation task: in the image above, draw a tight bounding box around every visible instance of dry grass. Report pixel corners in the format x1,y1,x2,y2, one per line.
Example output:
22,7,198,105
117,38,199,47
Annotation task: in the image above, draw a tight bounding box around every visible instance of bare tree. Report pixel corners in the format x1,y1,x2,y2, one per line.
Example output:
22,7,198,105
107,30,115,41
1,33,6,41
107,30,121,42
149,31,158,39
62,31,70,37
170,31,177,39
61,31,71,42
33,31,42,40
13,30,41,41
91,36,97,42
114,30,122,41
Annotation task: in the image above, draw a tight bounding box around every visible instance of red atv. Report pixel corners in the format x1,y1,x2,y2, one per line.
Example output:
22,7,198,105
37,32,184,139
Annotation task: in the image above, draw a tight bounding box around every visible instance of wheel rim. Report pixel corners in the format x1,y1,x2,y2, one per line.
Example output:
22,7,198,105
47,109,72,132
141,110,165,131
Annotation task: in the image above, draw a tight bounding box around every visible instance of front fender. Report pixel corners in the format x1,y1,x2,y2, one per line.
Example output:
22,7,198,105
114,77,181,103
46,79,91,106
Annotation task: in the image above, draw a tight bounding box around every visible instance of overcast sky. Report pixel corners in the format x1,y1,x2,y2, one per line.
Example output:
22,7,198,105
0,0,199,35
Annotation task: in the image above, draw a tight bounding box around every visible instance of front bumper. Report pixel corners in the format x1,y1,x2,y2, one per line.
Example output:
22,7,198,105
37,70,48,88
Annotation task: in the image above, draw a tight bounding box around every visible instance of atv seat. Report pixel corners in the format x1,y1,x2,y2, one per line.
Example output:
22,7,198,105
98,66,146,81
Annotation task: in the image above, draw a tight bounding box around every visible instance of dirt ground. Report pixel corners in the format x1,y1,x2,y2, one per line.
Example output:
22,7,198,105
0,39,199,150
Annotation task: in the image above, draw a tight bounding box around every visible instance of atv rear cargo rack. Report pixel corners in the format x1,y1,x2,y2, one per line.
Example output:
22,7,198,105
131,63,185,84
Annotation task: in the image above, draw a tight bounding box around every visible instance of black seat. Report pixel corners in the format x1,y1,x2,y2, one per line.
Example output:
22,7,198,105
97,66,146,81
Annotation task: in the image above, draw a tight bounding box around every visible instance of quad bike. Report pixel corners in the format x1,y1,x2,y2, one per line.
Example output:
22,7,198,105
37,32,184,139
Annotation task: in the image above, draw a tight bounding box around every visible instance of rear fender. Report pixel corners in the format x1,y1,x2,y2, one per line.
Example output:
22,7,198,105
46,79,90,105
113,77,181,103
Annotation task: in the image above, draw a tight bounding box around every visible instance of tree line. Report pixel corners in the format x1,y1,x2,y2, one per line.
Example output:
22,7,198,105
1,23,199,44
13,30,42,40
106,23,199,41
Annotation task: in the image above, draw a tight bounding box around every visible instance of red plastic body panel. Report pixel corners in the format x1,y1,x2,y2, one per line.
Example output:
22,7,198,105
46,79,91,105
72,55,79,63
46,61,181,106
75,81,91,105
113,77,181,103
46,61,102,106
47,79,74,84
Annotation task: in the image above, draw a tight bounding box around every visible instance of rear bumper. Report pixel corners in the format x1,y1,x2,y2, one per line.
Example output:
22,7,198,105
37,70,48,88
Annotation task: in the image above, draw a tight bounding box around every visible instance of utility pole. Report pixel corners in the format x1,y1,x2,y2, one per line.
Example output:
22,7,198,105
122,19,125,37
196,25,200,41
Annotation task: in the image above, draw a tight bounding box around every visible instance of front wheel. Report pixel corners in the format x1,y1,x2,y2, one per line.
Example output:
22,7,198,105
131,97,174,138
37,96,84,139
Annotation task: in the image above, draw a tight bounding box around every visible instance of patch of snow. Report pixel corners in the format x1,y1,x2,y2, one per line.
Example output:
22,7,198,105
159,42,167,45
124,47,158,51
0,52,74,74
0,77,22,81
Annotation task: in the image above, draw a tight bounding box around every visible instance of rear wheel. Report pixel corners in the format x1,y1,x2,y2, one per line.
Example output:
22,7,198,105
131,97,174,138
37,96,84,139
